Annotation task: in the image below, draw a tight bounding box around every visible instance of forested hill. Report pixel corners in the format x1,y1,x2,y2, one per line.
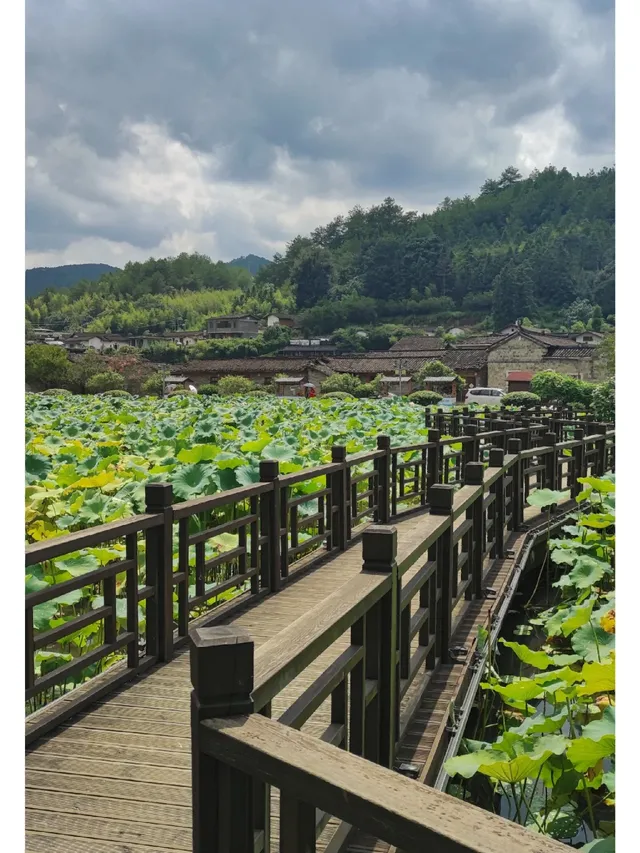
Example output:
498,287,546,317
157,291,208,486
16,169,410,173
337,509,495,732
25,166,614,336
228,254,270,275
250,165,614,333
25,264,119,298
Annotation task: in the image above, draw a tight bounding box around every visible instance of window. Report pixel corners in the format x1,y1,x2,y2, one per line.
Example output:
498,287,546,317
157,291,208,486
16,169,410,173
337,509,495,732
217,320,231,329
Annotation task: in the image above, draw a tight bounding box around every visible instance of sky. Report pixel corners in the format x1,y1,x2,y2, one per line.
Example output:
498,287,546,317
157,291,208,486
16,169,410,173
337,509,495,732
25,0,614,270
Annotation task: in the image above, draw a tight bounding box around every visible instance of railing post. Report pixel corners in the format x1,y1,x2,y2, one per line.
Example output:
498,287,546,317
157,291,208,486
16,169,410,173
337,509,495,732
463,424,479,467
375,435,391,524
571,428,585,497
362,527,399,769
543,431,558,492
259,460,281,591
330,446,348,550
464,463,485,598
428,484,455,662
507,438,523,530
489,449,505,559
493,419,508,450
145,483,174,663
190,627,256,853
427,429,441,487
594,423,607,476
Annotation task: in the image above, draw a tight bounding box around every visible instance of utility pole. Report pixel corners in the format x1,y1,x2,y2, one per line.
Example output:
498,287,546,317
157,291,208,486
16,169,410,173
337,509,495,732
397,358,404,396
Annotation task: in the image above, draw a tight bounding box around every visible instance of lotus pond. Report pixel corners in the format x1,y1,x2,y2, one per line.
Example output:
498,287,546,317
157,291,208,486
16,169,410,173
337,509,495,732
444,476,615,851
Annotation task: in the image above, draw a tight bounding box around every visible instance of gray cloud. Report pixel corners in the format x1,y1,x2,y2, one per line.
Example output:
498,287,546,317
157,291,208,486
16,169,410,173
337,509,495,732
26,0,614,267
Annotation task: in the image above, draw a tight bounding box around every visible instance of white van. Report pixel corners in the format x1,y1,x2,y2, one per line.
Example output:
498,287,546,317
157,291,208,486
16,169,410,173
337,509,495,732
465,387,505,406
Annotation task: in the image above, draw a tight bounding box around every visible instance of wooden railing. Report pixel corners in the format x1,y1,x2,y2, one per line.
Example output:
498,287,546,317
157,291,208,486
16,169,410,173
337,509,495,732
24,407,613,742
185,426,614,852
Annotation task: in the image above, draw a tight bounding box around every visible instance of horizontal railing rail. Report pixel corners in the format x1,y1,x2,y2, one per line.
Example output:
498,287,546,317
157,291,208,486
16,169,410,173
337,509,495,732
189,627,567,853
24,406,613,742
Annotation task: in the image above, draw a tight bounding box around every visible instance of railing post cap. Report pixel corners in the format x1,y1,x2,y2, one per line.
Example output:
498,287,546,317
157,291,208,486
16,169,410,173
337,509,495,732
489,447,505,467
574,427,585,439
543,430,557,444
362,526,397,571
507,437,522,454
145,482,173,510
428,428,441,442
464,461,485,486
464,424,478,436
189,627,254,710
331,445,347,462
259,459,280,480
428,483,455,514
376,434,391,450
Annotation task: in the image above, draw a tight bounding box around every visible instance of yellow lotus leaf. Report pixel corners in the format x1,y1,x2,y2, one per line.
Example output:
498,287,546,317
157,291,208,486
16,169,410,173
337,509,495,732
600,609,615,633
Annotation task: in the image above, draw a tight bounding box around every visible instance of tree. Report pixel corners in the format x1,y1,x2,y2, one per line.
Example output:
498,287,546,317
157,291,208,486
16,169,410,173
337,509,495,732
25,344,71,390
320,373,364,396
591,305,604,332
141,374,164,395
292,246,333,309
492,261,536,329
598,331,615,375
86,371,126,393
216,376,256,395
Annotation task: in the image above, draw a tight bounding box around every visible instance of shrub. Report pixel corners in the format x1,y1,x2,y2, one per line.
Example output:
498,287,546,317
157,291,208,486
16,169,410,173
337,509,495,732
357,374,383,398
531,371,594,408
321,391,356,400
407,390,443,406
100,389,132,398
502,391,541,407
25,344,72,390
320,373,364,396
141,374,164,396
246,390,270,397
197,384,219,396
168,388,193,396
40,388,72,396
216,375,256,395
591,377,615,422
85,371,126,393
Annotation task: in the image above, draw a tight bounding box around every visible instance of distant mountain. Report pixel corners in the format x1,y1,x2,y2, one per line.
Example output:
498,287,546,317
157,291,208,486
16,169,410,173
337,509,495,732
227,254,270,275
26,264,120,298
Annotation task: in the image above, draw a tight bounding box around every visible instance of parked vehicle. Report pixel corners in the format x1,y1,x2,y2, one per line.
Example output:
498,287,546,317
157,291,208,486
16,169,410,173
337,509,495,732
464,386,505,406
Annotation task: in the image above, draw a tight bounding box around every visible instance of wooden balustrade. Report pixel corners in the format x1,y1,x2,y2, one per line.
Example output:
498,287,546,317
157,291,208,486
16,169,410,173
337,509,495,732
24,407,614,743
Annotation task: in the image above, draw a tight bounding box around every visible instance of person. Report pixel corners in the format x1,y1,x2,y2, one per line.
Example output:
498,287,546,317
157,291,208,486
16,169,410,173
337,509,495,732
308,385,316,398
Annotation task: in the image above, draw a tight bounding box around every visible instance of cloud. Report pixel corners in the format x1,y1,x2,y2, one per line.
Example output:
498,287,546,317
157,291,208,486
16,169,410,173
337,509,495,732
26,0,614,267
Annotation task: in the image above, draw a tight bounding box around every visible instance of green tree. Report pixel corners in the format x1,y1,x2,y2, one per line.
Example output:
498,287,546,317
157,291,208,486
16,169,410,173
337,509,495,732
591,305,604,332
216,376,256,395
86,371,126,393
292,246,333,309
25,344,71,390
492,261,536,329
320,373,364,396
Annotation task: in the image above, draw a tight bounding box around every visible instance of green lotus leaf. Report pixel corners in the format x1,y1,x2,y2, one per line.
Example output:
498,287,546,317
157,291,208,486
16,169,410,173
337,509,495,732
26,452,52,484
577,477,615,493
33,601,58,630
579,513,615,529
512,711,568,736
262,442,297,462
176,444,221,464
564,555,609,589
171,463,212,500
580,839,615,853
26,574,50,594
526,488,569,508
581,706,615,741
566,735,615,772
571,622,615,662
559,599,596,637
53,553,101,577
444,748,505,779
235,464,261,486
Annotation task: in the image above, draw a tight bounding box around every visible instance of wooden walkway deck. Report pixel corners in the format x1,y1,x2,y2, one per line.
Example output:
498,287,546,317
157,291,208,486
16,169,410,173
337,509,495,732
25,502,561,853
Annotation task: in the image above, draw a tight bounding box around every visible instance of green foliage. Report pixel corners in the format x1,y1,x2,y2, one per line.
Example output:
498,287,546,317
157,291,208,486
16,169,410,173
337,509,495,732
318,391,356,400
530,371,594,407
446,476,616,844
246,390,270,397
502,391,541,406
320,373,365,396
592,378,615,422
414,360,459,386
25,344,72,391
197,384,219,397
598,332,615,375
140,374,165,396
85,371,126,394
100,389,132,398
407,391,444,406
216,375,256,395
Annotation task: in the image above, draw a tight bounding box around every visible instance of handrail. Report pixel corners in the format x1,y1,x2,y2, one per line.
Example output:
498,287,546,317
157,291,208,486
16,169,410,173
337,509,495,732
197,713,566,853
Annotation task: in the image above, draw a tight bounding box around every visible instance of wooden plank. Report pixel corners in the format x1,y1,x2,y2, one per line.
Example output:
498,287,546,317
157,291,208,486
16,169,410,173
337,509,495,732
26,765,191,795
26,784,191,817
25,812,192,851
25,833,186,853
28,738,191,769
200,714,566,853
41,725,191,753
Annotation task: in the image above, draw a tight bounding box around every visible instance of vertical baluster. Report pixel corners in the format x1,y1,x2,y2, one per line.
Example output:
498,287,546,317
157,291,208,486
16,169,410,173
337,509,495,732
428,484,455,662
375,435,391,523
145,483,174,662
349,616,365,757
249,495,259,594
177,517,189,638
126,533,139,669
465,462,485,598
259,461,280,592
330,446,347,550
489,448,505,559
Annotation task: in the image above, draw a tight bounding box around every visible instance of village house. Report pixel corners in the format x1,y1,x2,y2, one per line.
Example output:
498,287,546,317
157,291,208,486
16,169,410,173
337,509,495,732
265,313,297,328
174,358,332,390
205,314,260,338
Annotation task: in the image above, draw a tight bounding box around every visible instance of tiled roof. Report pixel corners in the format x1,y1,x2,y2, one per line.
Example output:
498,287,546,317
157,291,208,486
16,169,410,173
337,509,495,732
183,357,315,374
544,347,599,359
389,336,446,351
522,330,593,349
324,348,488,373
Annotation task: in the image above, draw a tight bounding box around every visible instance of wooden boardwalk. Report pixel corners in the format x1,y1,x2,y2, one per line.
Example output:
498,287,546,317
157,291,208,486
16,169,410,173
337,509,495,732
25,499,557,853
